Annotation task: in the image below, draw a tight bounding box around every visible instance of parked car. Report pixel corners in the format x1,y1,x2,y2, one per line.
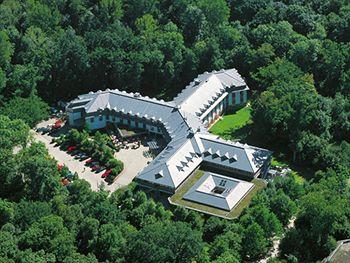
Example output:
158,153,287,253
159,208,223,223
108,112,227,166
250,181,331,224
61,178,70,186
52,119,63,129
70,149,80,156
38,126,51,134
57,164,63,172
91,165,100,171
85,158,94,164
67,146,77,152
95,166,106,173
66,172,74,180
75,152,87,159
88,161,99,168
102,169,112,178
79,154,89,160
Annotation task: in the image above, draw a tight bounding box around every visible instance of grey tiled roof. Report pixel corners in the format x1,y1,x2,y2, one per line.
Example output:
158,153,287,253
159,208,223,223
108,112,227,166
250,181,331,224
183,172,254,211
67,69,271,190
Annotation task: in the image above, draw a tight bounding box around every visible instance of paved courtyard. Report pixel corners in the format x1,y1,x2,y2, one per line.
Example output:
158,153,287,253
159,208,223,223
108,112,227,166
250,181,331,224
33,119,153,192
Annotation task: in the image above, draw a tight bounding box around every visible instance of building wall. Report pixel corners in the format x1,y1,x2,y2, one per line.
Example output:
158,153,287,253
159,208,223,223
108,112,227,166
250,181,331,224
135,178,175,194
82,111,164,136
86,115,106,130
68,110,83,126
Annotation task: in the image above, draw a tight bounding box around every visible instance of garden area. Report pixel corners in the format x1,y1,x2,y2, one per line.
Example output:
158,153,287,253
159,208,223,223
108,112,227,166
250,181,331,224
209,105,252,142
52,129,124,183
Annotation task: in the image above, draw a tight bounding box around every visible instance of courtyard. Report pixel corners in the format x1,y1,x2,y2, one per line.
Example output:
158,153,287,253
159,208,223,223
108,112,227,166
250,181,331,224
209,104,252,141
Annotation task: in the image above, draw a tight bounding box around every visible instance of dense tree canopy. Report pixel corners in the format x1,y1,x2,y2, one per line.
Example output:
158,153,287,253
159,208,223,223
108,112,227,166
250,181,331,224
0,0,349,262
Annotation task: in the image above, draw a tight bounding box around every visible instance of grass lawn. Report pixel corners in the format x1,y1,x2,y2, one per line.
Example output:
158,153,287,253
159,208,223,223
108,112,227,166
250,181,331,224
209,105,252,141
169,169,266,219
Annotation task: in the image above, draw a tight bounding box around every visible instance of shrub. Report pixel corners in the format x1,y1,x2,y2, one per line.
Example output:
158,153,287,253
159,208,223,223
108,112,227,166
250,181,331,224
107,159,120,168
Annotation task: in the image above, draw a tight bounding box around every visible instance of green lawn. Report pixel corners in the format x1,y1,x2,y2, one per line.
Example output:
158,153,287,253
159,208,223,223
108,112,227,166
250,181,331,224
169,169,266,219
209,105,252,141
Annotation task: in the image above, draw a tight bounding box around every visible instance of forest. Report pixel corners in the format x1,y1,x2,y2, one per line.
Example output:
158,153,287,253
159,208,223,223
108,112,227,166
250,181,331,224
0,0,349,262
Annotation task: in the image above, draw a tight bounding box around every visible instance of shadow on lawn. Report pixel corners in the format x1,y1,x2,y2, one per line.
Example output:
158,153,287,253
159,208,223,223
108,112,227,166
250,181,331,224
216,123,261,146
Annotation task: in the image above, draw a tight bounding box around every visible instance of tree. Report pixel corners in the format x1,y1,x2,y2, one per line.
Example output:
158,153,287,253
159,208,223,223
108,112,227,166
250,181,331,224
6,64,42,97
0,30,14,69
280,170,350,262
330,93,350,141
126,221,204,263
94,0,123,26
62,253,98,263
250,21,304,57
17,143,65,201
181,5,208,44
269,190,297,225
242,222,268,260
13,200,52,231
209,228,242,261
19,215,75,261
240,205,282,238
76,217,99,254
0,199,14,227
197,0,230,26
19,26,54,80
50,27,90,99
203,216,228,242
122,0,160,25
0,229,18,259
0,93,49,128
0,0,23,29
230,0,271,24
94,223,126,262
23,0,62,33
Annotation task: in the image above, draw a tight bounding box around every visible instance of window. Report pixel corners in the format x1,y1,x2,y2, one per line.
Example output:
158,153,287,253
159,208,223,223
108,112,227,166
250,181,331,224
212,186,225,194
155,173,162,179
240,91,244,103
98,115,103,121
90,117,94,123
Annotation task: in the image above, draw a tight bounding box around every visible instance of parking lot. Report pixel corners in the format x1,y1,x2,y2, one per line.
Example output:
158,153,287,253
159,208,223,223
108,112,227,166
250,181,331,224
33,119,154,192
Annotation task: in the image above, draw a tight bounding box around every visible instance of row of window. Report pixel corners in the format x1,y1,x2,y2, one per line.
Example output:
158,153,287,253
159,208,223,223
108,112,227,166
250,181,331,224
88,115,159,132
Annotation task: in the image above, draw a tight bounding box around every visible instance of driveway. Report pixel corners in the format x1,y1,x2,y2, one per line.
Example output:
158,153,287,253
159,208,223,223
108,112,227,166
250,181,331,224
114,145,153,186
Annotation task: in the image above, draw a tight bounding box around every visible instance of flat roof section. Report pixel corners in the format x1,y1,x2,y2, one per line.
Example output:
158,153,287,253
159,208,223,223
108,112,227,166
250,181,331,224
183,172,254,211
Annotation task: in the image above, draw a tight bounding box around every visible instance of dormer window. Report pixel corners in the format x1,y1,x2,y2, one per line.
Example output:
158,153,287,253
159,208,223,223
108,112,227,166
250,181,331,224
155,170,164,179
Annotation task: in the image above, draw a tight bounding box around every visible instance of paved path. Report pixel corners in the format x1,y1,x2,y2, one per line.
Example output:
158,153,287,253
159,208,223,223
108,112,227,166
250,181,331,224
114,145,153,186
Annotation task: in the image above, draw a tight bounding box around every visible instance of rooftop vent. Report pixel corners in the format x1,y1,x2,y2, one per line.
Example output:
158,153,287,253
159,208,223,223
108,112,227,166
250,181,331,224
194,79,201,85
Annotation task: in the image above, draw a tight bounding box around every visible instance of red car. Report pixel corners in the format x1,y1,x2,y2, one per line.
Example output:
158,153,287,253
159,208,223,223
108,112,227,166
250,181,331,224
52,120,62,129
67,146,77,152
91,165,100,171
57,164,63,172
101,169,112,178
85,158,93,164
